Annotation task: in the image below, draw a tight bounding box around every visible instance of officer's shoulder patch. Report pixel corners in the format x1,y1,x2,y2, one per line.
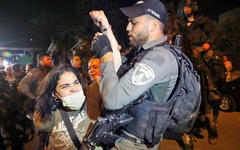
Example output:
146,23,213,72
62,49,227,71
131,63,155,85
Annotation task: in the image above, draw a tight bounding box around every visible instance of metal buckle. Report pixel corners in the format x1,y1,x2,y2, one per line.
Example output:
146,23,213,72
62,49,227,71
135,138,143,144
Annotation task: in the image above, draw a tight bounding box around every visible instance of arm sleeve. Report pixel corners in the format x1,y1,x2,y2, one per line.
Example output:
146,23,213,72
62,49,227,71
204,18,217,44
99,48,178,110
19,69,38,99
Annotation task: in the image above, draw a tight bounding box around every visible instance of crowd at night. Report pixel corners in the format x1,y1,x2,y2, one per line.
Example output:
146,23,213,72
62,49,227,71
0,0,240,150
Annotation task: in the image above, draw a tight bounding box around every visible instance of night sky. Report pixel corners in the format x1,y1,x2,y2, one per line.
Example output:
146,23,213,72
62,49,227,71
0,0,137,48
0,0,79,47
0,0,239,48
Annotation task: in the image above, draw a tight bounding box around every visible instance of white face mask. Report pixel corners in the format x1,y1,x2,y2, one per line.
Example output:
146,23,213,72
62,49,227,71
57,90,85,110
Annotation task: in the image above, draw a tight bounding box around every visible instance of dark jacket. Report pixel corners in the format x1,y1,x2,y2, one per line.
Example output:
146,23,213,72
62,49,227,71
176,14,217,61
86,81,103,120
12,72,26,93
19,64,50,99
180,15,217,47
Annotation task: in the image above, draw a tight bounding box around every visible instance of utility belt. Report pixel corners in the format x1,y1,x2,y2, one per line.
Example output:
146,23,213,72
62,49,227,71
86,92,166,147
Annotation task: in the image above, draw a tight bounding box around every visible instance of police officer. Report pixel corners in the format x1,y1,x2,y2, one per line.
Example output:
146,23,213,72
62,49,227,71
197,43,225,145
89,0,178,149
174,1,218,148
176,0,217,62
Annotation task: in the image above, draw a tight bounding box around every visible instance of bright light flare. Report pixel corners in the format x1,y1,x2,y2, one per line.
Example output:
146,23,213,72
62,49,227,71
3,59,9,67
2,51,11,57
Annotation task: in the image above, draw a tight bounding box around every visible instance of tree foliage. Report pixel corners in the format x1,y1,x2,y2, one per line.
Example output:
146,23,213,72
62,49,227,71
27,0,240,66
215,10,240,53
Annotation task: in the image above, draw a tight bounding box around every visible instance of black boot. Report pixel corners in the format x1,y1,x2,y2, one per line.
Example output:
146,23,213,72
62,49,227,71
201,116,211,129
208,122,218,145
192,128,204,139
181,133,194,150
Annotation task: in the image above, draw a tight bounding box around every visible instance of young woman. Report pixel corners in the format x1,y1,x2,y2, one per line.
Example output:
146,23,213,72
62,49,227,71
33,64,95,150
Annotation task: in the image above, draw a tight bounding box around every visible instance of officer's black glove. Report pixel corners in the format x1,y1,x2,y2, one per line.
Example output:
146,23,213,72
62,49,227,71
91,32,112,58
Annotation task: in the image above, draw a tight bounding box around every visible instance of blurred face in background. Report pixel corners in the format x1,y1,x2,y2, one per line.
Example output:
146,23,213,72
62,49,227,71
41,56,52,68
88,58,101,81
223,56,228,62
71,56,81,69
25,65,33,73
5,66,12,77
183,6,192,17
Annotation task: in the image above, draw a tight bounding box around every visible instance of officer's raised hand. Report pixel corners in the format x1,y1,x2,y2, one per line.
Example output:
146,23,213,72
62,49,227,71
91,32,112,58
89,10,111,32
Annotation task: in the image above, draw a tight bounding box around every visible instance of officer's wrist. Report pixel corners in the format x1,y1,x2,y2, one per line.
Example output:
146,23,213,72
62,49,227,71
101,25,112,34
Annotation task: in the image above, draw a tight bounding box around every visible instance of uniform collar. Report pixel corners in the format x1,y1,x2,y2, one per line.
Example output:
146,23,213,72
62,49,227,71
142,36,167,50
37,63,44,71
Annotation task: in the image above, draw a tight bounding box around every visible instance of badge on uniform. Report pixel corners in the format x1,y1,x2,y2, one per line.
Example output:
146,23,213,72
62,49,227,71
131,63,155,85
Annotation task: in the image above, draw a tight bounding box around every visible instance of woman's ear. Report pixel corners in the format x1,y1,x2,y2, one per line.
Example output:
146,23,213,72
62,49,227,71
51,93,58,111
52,92,58,100
51,92,61,111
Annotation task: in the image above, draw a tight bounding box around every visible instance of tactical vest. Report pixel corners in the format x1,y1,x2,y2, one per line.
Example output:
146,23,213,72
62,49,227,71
117,44,175,145
203,52,225,88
